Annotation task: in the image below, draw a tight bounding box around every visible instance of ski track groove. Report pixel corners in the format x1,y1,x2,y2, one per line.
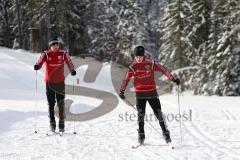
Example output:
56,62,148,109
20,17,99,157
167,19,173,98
184,116,240,159
191,121,240,155
162,100,240,159
222,110,231,121
222,109,239,121
226,110,238,121
184,122,235,159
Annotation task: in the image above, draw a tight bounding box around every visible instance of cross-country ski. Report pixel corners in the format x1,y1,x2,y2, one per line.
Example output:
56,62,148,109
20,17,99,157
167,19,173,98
132,143,143,149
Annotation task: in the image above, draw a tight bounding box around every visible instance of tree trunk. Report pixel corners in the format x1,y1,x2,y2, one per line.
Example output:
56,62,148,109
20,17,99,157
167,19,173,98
16,0,23,49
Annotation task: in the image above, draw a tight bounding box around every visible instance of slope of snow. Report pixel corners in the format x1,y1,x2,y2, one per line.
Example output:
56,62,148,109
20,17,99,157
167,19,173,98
0,47,240,160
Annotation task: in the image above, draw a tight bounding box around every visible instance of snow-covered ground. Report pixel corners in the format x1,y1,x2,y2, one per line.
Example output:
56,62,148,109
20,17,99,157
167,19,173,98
0,47,240,160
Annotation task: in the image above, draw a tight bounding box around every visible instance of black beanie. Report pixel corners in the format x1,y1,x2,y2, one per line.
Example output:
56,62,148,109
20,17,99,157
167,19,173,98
134,46,145,56
49,36,59,46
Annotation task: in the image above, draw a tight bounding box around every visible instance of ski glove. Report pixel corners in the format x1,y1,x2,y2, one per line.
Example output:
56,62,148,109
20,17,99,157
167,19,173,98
173,78,180,85
119,91,125,99
34,64,39,70
71,70,76,76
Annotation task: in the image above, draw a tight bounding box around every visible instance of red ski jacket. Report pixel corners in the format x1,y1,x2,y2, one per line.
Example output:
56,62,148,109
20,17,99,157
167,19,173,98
120,58,175,93
36,49,75,83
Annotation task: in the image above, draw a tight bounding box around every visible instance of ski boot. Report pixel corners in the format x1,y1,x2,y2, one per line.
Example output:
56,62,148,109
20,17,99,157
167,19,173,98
163,130,171,143
138,129,145,144
59,120,65,133
50,120,56,132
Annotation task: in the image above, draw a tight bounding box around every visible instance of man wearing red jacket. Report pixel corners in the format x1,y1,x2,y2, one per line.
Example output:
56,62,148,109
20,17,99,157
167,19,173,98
34,37,76,133
119,46,180,145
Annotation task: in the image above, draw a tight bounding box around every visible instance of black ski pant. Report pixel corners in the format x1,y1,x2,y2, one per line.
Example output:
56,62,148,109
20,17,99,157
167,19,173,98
46,82,65,122
136,97,168,135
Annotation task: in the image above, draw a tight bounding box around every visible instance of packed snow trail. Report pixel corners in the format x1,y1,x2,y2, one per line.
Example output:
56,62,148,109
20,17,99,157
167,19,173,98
0,47,240,160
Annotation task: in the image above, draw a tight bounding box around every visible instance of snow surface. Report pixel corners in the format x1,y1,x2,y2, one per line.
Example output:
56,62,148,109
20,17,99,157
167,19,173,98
0,47,240,160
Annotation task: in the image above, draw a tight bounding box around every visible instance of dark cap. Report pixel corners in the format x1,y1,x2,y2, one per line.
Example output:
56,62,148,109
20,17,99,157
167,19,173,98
49,36,60,46
134,46,145,56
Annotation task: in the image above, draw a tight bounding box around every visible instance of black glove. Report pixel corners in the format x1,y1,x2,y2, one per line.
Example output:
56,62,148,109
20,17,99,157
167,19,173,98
71,70,76,76
34,64,39,70
173,78,180,85
119,91,125,99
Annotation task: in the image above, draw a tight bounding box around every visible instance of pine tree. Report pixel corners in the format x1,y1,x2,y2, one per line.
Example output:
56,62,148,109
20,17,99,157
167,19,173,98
188,0,210,94
200,0,240,95
8,0,32,49
66,0,91,55
159,0,192,70
189,0,210,60
218,0,240,95
116,0,150,58
158,0,198,93
0,0,14,48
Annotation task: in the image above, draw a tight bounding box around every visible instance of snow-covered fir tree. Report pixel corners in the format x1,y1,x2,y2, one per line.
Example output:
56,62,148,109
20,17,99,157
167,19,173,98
0,0,239,95
200,0,240,96
0,0,14,48
116,0,150,58
158,0,198,92
188,0,210,94
66,0,91,55
10,0,29,49
85,0,119,59
158,0,192,70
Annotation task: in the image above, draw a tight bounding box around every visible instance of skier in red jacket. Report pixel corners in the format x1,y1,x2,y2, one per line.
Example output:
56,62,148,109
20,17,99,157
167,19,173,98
119,46,180,145
34,37,76,133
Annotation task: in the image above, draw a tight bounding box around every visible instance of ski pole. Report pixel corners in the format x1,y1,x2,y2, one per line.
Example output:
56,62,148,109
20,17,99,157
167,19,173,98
177,85,183,143
73,78,77,134
34,70,38,134
124,99,163,136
